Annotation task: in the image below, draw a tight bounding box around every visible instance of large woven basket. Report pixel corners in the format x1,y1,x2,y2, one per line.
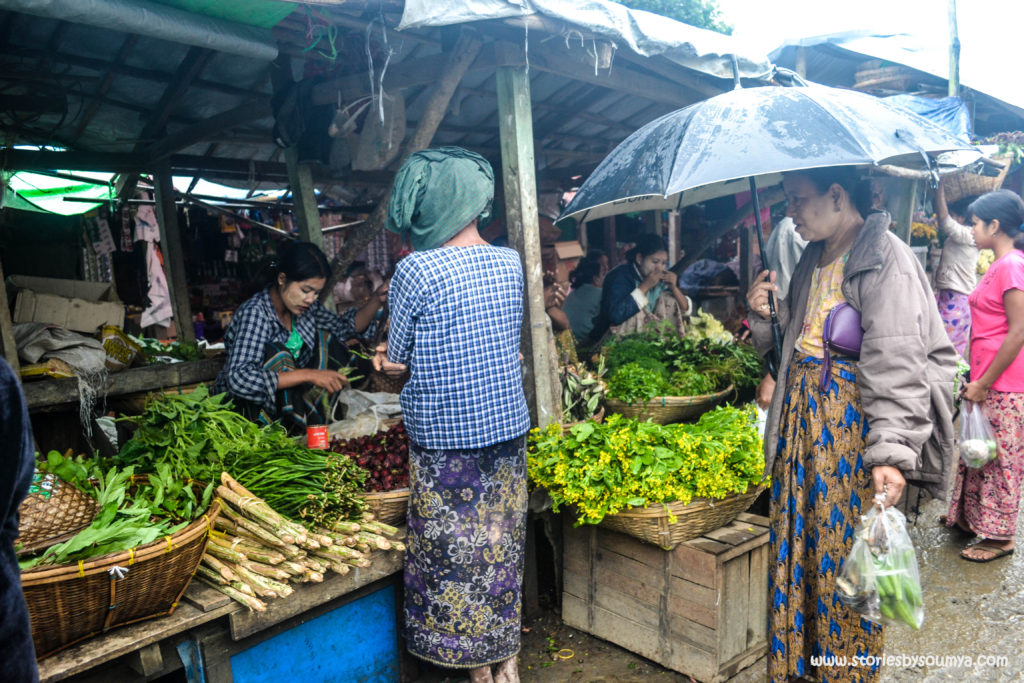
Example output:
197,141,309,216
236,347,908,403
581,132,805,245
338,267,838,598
363,488,410,526
598,484,763,550
20,476,220,659
604,385,733,425
16,472,98,557
944,154,1013,204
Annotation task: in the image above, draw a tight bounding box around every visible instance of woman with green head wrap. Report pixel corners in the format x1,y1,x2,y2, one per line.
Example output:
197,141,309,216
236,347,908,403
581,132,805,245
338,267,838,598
374,147,531,683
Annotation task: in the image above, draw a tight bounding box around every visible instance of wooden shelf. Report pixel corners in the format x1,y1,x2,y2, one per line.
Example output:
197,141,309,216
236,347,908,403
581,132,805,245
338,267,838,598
22,357,225,411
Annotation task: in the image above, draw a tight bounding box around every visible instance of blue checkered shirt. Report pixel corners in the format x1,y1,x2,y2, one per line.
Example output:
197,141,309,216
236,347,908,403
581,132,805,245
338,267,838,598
388,246,530,449
213,288,361,412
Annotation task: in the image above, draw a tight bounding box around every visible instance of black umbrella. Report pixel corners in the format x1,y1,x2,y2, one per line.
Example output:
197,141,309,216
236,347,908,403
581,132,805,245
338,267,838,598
561,80,977,374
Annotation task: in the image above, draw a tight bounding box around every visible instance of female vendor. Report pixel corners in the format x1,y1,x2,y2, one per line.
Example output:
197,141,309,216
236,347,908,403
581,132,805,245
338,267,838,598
213,241,384,429
591,233,691,340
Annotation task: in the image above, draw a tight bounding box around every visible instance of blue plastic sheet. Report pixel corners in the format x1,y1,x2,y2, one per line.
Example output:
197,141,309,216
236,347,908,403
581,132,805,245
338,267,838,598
885,95,972,143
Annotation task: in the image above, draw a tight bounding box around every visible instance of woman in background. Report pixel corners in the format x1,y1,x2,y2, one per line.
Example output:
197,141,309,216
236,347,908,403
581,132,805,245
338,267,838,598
945,189,1024,562
932,181,979,357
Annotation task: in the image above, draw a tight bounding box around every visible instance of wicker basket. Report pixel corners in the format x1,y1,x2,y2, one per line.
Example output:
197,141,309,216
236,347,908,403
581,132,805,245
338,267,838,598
604,385,733,425
944,154,1014,204
363,488,409,526
16,472,98,557
598,484,764,550
20,477,221,659
369,369,408,394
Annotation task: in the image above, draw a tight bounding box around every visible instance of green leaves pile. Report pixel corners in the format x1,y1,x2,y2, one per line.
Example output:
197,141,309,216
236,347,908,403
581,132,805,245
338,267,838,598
528,406,765,525
117,386,366,527
602,320,762,402
20,452,212,570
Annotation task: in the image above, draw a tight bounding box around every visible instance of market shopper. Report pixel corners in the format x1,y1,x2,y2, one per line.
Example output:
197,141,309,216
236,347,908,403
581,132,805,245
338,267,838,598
747,167,956,683
0,358,40,681
944,189,1024,562
932,181,979,357
213,241,383,431
373,147,530,683
591,233,691,340
562,256,605,344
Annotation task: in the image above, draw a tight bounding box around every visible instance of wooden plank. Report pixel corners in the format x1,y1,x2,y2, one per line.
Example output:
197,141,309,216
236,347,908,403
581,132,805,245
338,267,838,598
671,541,722,587
734,512,770,529
0,257,21,374
183,579,232,613
746,543,769,650
284,146,325,250
497,41,559,428
23,357,224,410
125,643,163,677
717,649,768,683
153,162,195,342
560,593,589,631
594,563,662,608
593,582,659,630
589,604,662,663
598,527,669,568
665,635,716,683
704,525,760,547
594,549,659,594
228,548,403,639
668,578,718,629
562,570,588,601
37,601,237,683
668,610,719,651
719,554,751,662
716,532,772,564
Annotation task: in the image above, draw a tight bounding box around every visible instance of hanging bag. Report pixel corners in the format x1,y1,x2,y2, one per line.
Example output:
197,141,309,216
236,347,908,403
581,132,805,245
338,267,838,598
958,400,998,468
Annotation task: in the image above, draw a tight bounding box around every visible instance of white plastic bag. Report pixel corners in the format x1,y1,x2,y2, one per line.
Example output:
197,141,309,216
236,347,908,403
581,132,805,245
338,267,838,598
328,389,402,440
959,400,997,468
837,494,924,630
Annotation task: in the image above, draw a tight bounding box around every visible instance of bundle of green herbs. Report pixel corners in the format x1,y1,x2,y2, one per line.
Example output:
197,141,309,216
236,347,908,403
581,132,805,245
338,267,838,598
601,319,762,402
116,386,367,528
20,452,212,570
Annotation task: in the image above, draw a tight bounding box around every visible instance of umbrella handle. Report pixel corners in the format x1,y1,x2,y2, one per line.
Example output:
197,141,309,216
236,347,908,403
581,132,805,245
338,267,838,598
749,177,783,379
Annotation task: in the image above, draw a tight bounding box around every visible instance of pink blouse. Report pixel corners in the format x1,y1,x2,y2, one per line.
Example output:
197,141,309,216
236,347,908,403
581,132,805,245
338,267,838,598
969,249,1024,392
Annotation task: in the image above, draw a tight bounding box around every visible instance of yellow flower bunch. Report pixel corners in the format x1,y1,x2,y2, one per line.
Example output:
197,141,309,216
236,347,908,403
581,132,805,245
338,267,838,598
527,407,765,525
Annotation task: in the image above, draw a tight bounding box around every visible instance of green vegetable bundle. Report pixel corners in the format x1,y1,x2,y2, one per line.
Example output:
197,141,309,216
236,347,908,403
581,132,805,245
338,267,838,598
836,499,924,630
20,452,212,570
117,386,367,528
528,406,764,525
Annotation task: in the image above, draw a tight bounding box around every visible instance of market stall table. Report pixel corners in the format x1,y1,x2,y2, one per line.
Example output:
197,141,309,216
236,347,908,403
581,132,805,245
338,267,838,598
36,538,404,683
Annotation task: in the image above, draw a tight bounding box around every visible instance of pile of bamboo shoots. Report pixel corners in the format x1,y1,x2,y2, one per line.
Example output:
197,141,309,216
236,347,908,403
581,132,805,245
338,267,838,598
196,473,404,611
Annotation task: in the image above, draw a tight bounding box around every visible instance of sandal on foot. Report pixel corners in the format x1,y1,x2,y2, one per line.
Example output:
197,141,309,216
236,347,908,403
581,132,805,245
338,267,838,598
939,515,975,537
961,544,1015,563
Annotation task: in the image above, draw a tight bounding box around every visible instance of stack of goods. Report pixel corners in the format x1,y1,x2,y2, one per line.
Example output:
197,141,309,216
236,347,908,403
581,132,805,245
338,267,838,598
198,474,403,612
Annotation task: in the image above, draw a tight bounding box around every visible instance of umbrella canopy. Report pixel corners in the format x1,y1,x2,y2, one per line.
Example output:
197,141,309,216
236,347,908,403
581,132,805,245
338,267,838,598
561,83,979,223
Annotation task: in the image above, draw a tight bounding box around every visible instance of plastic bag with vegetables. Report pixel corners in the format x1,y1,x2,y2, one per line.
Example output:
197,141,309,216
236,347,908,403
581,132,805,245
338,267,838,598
836,494,924,630
958,400,998,469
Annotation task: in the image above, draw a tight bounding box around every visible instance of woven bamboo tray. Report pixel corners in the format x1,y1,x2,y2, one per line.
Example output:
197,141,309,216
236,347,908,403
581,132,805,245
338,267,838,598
16,472,98,557
598,484,763,550
604,385,733,425
20,476,221,659
364,488,409,526
944,154,1013,204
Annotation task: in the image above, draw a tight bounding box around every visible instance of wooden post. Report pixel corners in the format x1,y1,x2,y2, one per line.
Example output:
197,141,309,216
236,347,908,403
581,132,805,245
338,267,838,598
285,146,325,250
667,210,681,265
604,216,617,267
948,0,960,97
153,162,195,342
496,42,559,428
893,179,919,244
0,257,21,374
739,224,752,300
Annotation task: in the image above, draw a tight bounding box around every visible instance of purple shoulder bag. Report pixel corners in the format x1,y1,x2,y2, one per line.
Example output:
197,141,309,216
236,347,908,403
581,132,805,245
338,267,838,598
820,302,863,392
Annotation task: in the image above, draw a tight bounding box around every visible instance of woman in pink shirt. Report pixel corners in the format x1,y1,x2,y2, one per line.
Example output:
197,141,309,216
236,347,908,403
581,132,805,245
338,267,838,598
945,189,1024,562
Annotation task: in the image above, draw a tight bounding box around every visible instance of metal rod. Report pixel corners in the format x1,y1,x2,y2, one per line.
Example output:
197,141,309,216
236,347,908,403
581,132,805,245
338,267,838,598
749,176,783,378
178,194,295,239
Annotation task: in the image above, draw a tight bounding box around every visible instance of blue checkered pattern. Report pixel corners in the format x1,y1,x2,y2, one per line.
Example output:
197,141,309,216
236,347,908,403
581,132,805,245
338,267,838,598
213,288,360,412
388,246,530,449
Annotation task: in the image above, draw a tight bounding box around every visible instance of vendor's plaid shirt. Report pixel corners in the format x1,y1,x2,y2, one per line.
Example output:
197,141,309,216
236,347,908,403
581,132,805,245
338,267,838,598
388,246,530,449
213,288,361,411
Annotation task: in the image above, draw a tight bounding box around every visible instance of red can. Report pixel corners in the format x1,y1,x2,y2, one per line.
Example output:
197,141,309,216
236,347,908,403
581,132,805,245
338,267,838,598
306,425,329,450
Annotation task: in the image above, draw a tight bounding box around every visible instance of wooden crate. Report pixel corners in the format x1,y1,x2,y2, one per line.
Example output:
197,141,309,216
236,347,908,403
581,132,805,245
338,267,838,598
562,512,769,683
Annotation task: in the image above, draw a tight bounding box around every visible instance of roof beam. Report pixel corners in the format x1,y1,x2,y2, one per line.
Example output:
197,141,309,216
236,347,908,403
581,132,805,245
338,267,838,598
71,34,140,145
145,99,272,162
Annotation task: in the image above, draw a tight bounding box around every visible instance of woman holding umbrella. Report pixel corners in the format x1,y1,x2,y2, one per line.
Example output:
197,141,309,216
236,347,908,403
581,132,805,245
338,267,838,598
747,167,956,682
